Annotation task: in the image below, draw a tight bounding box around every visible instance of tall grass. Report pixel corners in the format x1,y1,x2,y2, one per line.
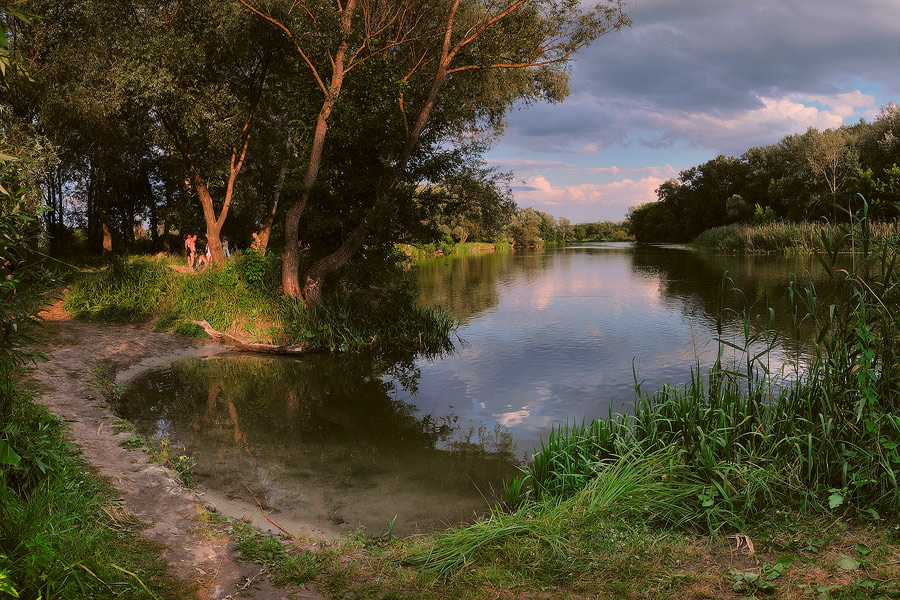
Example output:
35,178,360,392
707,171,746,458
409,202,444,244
2,193,187,596
692,219,900,254
1,394,188,598
400,241,511,264
500,204,900,536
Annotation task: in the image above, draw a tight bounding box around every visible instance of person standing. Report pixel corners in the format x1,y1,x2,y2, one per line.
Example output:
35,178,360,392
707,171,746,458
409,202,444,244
185,234,197,270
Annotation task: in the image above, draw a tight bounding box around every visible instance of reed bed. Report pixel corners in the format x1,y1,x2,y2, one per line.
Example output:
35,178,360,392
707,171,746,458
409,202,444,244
692,219,900,254
400,241,511,263
505,209,900,530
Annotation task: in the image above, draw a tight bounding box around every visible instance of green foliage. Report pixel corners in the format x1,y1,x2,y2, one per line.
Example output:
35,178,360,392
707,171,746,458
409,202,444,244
752,203,777,225
64,253,459,355
239,248,267,286
692,220,900,253
64,255,283,341
284,287,458,356
504,207,544,247
633,107,900,243
0,396,187,599
0,45,187,598
570,219,632,242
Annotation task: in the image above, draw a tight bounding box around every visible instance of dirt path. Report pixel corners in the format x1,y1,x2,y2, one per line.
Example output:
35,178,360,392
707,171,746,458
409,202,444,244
25,305,324,600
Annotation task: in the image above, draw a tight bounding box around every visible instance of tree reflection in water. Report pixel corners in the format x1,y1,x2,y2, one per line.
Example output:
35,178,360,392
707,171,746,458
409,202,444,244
121,353,519,536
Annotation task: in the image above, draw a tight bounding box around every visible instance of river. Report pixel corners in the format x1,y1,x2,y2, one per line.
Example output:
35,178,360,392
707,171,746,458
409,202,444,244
121,243,829,536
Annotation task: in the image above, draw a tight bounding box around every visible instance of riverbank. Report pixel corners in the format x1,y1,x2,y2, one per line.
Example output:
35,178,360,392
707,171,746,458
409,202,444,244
399,241,511,262
19,303,319,599
62,254,457,355
13,293,900,599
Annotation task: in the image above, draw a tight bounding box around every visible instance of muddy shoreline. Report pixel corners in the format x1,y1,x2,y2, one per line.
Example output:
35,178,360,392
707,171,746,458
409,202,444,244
26,306,322,600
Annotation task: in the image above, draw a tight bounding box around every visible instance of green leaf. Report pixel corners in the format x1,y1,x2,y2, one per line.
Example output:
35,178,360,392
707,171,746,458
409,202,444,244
0,571,20,598
775,555,795,567
855,542,871,556
835,554,860,570
828,491,844,509
0,441,21,467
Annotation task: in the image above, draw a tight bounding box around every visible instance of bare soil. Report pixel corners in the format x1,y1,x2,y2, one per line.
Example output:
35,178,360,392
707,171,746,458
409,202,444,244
25,302,323,600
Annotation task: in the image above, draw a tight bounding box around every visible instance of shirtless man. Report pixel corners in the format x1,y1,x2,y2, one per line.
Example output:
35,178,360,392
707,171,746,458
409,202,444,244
185,234,197,270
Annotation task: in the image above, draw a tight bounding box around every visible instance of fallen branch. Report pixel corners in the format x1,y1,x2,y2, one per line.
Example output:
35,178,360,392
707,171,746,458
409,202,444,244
243,483,297,539
191,320,310,354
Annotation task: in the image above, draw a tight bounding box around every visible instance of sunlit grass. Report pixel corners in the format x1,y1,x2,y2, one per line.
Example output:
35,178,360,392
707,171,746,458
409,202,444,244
62,254,459,354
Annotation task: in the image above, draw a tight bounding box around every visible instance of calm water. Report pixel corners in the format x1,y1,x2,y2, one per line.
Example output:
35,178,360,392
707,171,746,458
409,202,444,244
122,243,829,536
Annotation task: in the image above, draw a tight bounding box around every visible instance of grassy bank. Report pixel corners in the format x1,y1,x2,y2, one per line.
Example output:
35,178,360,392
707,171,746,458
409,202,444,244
1,198,191,597
1,391,194,599
691,219,900,253
62,252,458,355
400,241,511,263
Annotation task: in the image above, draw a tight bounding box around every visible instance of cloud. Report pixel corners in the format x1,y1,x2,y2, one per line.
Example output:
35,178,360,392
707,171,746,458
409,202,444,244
792,91,878,120
582,165,679,178
503,91,874,155
484,158,574,170
514,175,663,219
497,0,900,155
643,95,850,150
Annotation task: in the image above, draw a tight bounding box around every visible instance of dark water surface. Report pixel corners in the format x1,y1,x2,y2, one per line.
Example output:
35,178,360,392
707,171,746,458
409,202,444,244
122,243,827,535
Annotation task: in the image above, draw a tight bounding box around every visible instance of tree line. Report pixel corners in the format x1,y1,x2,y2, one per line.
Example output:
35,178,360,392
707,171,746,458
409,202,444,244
629,104,900,243
1,0,630,306
502,206,630,247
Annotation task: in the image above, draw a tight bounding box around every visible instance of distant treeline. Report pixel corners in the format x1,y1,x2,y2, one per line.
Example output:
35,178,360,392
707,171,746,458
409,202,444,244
629,103,900,243
502,207,631,247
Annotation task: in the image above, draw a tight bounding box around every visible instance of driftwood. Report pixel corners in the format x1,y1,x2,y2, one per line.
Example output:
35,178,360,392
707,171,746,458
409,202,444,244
191,320,310,354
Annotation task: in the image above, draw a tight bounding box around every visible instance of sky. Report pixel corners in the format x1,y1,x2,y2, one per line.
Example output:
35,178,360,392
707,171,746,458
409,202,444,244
485,0,900,223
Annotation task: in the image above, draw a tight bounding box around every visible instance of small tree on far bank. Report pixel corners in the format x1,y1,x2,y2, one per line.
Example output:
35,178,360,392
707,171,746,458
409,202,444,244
505,207,544,247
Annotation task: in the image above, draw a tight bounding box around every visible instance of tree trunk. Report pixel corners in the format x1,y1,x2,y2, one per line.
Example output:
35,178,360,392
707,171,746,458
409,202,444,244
162,185,172,252
87,163,97,251
301,211,372,306
100,191,113,255
124,189,136,251
280,0,357,298
281,201,305,297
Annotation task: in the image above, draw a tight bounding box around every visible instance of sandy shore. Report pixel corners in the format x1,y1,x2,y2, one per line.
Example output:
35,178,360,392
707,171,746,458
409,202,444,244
25,303,322,600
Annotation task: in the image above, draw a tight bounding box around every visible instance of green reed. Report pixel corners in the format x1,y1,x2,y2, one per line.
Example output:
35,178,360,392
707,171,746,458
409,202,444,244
692,219,900,254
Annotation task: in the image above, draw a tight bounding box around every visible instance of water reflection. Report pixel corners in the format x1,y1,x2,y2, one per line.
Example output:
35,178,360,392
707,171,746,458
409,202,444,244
406,243,831,454
121,355,518,536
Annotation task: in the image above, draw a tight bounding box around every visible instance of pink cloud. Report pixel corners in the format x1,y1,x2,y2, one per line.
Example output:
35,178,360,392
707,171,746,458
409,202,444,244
516,175,663,211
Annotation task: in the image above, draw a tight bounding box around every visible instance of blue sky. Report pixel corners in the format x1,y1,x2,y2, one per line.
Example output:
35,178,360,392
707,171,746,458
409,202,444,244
485,0,900,223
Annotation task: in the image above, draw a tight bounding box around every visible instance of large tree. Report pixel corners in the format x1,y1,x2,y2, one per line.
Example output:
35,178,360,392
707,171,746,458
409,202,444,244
117,1,288,264
241,0,631,305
